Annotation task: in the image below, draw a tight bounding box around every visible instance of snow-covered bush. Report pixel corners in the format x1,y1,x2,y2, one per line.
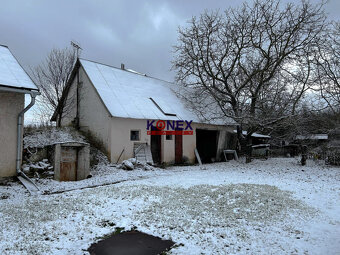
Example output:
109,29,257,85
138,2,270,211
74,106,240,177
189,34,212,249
24,126,85,149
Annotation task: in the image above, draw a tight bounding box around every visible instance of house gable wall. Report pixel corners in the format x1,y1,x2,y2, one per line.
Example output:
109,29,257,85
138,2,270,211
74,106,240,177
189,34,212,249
78,66,112,156
0,92,24,177
59,66,112,157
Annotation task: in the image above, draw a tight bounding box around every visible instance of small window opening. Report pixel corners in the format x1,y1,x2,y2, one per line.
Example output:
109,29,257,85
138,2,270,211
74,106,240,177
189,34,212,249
130,130,140,141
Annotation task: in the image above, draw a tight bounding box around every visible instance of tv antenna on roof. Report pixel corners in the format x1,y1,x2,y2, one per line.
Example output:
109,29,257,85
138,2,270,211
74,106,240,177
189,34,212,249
71,40,82,58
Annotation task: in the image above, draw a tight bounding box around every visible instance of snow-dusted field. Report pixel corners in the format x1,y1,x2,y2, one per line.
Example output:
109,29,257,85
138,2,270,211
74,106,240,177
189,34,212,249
0,158,339,255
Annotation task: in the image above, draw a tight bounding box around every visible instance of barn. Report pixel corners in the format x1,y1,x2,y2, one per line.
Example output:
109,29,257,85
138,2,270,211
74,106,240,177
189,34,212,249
52,58,237,164
0,45,39,178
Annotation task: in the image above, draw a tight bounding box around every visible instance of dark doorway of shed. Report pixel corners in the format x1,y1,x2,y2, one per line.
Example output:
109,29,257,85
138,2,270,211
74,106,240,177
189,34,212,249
151,126,161,163
196,129,218,163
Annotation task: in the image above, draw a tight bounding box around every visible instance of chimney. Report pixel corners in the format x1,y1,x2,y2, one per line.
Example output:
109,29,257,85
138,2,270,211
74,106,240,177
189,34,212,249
121,63,125,70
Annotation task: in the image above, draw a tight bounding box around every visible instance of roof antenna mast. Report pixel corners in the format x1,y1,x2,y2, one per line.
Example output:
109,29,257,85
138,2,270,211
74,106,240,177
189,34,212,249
71,40,82,129
71,40,82,58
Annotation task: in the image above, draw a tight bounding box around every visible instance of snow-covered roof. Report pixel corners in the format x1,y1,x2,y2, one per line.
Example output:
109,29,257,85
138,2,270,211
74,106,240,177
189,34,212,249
0,45,38,91
80,59,234,125
233,130,271,138
295,134,328,140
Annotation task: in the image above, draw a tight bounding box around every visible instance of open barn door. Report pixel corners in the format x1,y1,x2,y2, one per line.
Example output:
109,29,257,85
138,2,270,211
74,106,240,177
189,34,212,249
196,129,218,163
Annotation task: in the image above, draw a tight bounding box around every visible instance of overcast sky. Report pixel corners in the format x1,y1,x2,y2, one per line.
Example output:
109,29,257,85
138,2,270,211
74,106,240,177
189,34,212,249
1,0,339,83
1,0,339,124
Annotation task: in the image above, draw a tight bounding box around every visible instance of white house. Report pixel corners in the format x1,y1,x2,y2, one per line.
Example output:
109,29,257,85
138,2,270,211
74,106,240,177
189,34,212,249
0,45,39,178
52,58,236,164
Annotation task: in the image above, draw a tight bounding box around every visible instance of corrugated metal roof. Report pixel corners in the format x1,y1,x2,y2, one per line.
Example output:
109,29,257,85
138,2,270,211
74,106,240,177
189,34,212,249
0,45,38,91
80,59,234,125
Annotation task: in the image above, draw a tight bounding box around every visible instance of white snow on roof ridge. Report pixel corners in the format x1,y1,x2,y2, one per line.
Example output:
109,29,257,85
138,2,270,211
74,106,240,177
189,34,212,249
126,68,146,76
0,45,38,91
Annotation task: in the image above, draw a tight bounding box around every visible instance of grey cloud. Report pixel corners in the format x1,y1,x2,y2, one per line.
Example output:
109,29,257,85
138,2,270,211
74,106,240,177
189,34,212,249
0,0,339,82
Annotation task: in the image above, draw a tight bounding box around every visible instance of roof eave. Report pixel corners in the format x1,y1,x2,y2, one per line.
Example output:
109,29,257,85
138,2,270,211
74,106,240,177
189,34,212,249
50,59,81,122
0,84,40,95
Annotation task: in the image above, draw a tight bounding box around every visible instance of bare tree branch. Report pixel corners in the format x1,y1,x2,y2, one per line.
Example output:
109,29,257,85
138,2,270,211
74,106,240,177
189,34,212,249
31,47,76,126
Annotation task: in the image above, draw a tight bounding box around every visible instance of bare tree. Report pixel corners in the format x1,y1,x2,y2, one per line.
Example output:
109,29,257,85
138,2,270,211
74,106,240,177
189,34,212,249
314,22,340,113
31,47,76,127
173,0,327,161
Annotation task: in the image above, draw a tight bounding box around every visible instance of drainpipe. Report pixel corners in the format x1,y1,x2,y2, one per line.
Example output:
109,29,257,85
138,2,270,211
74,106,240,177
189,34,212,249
16,91,38,175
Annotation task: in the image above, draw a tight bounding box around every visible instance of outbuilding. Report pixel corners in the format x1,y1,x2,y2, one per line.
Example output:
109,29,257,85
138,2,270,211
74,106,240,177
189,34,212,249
52,58,237,164
0,45,39,178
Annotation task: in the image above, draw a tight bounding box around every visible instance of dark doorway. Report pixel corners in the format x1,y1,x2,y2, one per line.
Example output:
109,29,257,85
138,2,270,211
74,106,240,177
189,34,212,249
175,133,183,164
151,127,161,163
196,129,218,163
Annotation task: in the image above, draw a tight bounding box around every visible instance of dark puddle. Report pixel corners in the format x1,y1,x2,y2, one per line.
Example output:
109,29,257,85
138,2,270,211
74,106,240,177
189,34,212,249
88,230,175,255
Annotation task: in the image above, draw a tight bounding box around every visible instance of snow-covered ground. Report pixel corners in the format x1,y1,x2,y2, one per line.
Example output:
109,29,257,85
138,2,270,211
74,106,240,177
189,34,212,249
0,158,339,255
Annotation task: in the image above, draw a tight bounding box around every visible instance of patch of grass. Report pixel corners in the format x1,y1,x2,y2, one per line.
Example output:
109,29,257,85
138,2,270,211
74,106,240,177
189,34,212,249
113,227,125,234
94,227,125,241
80,130,107,155
160,243,184,254
99,220,116,228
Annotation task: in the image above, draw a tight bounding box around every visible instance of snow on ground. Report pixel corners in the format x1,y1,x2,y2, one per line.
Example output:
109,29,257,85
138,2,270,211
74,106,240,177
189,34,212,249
0,158,339,255
35,164,172,194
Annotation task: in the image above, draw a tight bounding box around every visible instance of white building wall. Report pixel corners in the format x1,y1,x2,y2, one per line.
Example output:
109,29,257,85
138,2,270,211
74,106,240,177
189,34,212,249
162,134,175,163
78,67,112,156
0,92,24,177
110,117,198,164
59,66,112,158
110,117,150,163
109,118,233,164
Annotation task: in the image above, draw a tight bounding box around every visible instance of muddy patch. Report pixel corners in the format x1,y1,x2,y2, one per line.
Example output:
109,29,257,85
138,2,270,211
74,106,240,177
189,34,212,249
88,230,174,255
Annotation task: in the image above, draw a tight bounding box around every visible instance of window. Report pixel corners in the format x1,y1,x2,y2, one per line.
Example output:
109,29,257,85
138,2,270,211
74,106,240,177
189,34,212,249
130,130,140,141
149,97,177,116
166,134,173,140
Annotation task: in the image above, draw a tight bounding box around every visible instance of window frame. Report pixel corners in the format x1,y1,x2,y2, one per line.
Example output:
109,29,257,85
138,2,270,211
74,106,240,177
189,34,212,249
130,130,140,141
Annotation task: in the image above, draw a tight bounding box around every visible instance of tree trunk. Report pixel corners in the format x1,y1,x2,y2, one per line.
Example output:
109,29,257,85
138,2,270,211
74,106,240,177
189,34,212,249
245,135,252,163
57,109,62,127
301,145,307,166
